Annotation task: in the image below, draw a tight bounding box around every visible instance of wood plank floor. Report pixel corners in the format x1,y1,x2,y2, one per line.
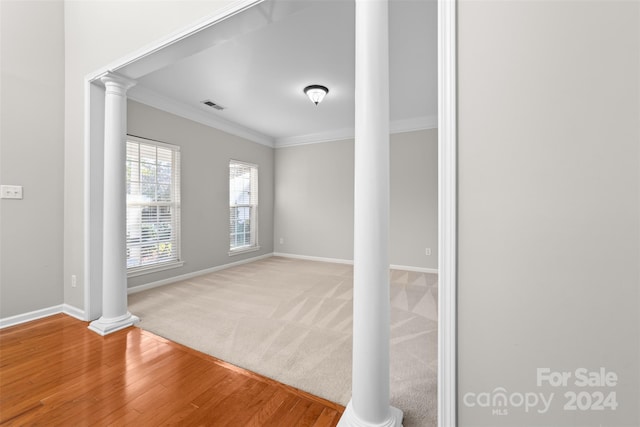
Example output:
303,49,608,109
0,314,344,426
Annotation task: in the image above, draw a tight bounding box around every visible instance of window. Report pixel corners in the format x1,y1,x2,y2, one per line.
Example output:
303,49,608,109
229,160,259,254
126,136,181,274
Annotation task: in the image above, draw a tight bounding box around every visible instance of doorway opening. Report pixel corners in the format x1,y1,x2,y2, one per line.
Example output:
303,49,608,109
84,0,457,425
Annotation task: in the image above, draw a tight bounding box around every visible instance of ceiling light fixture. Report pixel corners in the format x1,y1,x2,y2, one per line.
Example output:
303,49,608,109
304,85,329,106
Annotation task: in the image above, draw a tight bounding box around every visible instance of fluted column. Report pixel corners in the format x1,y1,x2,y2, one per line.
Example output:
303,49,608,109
337,0,402,426
89,73,140,336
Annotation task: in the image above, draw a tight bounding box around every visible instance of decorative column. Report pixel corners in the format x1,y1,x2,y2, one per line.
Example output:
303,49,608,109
338,0,402,426
89,73,140,336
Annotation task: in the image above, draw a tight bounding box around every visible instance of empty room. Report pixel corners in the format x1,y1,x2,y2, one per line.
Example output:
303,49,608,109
122,1,438,423
2,1,638,427
2,0,440,426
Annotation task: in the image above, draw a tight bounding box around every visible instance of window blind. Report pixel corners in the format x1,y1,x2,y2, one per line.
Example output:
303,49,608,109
126,137,181,271
229,160,258,251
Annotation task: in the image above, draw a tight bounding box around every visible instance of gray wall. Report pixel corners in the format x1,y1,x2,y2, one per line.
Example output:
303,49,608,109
127,100,274,288
390,130,438,268
457,1,639,425
274,129,438,270
0,0,65,318
274,139,355,261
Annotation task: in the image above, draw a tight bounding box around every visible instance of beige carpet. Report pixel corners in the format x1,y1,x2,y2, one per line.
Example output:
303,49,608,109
128,256,437,426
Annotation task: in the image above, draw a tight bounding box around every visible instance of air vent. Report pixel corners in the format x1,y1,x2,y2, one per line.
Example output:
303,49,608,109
201,100,225,111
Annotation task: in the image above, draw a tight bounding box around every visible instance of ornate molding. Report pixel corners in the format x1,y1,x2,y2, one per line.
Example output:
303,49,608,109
100,72,136,97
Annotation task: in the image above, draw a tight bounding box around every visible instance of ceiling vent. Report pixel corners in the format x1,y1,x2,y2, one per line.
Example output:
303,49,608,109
201,100,225,111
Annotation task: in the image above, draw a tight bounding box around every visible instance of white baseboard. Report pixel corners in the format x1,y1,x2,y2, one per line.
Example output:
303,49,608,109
273,252,353,265
63,304,87,321
273,252,438,274
128,252,274,294
0,304,88,329
390,264,439,274
0,304,63,329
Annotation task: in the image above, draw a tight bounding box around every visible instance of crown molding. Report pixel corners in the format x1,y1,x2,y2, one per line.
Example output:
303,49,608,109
390,115,438,134
275,126,356,148
275,115,438,148
128,85,275,148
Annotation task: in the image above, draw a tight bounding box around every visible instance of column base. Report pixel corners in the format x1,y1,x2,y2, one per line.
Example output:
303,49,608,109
88,312,140,336
337,400,403,427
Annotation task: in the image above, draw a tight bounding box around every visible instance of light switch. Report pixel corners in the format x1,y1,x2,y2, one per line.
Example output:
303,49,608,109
1,185,23,199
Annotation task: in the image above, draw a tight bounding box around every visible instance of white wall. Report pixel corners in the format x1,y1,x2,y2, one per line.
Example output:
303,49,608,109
457,1,639,425
63,0,236,311
274,128,438,270
126,100,274,288
0,0,65,318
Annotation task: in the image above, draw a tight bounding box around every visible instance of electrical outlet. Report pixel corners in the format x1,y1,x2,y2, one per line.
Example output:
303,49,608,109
71,275,77,288
1,185,23,199
425,248,432,256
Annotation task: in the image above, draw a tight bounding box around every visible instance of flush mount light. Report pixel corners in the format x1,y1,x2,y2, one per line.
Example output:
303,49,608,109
304,85,329,106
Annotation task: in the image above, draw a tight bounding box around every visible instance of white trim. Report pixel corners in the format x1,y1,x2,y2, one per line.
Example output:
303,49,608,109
338,400,403,427
274,126,354,148
0,305,63,329
83,80,90,321
84,0,265,83
437,0,457,426
63,304,87,321
0,306,64,329
390,264,439,274
128,85,274,147
273,252,354,265
127,261,185,278
0,305,88,329
390,115,438,135
127,253,273,294
274,115,438,148
228,246,261,256
88,313,139,336
229,158,258,169
83,80,95,322
274,253,437,273
126,134,181,151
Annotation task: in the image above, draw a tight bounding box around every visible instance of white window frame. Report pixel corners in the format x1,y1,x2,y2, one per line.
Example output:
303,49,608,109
126,135,183,277
229,159,260,256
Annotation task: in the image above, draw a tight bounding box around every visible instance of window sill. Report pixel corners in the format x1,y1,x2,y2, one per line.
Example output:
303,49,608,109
228,246,261,257
127,260,184,278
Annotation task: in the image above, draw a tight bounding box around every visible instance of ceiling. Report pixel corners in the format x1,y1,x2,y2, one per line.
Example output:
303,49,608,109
126,0,437,147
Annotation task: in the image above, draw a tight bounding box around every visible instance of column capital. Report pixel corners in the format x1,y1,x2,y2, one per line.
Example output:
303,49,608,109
100,72,136,96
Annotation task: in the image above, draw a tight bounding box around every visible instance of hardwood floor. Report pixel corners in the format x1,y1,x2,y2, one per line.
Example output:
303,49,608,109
0,314,344,426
